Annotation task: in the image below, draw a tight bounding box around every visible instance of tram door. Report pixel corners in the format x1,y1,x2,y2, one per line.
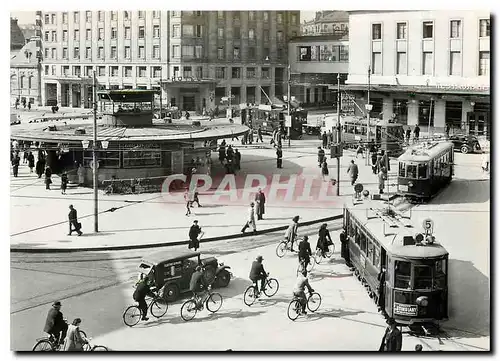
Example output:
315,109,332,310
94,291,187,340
385,255,393,317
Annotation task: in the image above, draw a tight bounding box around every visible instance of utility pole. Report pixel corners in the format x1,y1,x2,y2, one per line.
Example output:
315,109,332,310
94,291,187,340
287,64,291,147
336,73,341,196
92,70,99,233
427,98,433,139
366,66,372,165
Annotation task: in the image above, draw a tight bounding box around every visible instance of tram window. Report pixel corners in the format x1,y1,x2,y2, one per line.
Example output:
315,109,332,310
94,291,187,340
394,290,412,304
354,229,360,245
434,259,447,289
374,247,380,268
407,165,417,178
367,240,374,264
418,163,428,179
360,232,367,253
395,261,411,289
399,162,406,177
414,265,433,290
361,126,367,135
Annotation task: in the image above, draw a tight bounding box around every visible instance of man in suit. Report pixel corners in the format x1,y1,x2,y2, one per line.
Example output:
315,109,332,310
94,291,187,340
276,146,283,169
254,188,266,220
241,203,257,233
43,301,68,345
249,255,267,296
379,318,402,352
68,205,82,236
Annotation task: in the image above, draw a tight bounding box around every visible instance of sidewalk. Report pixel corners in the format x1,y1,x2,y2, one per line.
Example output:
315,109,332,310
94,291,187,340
10,142,398,251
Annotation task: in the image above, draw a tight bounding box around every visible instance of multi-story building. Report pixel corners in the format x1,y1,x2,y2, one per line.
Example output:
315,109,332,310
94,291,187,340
345,10,490,136
288,34,349,107
301,11,349,36
39,10,300,111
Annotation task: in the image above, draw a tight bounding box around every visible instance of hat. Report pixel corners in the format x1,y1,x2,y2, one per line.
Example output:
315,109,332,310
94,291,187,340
193,220,198,223
387,318,396,326
53,301,61,306
256,255,263,261
250,202,255,206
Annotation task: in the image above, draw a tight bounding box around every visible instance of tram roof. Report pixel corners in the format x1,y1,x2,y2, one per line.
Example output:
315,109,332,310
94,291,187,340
398,141,454,162
344,200,449,259
98,89,159,103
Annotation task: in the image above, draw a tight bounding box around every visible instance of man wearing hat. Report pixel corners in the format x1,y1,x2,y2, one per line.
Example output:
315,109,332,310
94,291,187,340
188,220,203,251
189,265,205,308
44,301,68,346
249,255,267,296
241,202,257,233
379,318,402,352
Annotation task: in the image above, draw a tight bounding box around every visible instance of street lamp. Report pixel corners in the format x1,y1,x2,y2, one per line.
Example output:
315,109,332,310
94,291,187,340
365,103,373,165
287,64,291,147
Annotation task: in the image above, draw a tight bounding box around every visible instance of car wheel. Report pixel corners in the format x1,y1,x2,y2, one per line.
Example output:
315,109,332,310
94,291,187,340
460,145,469,154
215,270,231,288
162,283,180,303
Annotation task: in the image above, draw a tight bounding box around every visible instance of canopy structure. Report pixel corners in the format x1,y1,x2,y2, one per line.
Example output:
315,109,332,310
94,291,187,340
98,89,159,103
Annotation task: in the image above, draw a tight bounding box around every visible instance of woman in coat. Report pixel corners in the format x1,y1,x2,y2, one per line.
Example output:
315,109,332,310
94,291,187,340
61,172,68,195
27,152,35,173
36,158,45,179
62,318,87,351
44,166,52,190
316,223,333,257
321,160,329,181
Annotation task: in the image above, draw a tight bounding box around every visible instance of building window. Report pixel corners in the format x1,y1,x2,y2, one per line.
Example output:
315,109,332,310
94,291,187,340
153,45,160,59
233,47,240,60
397,22,407,40
51,48,56,58
62,47,68,59
195,45,203,58
138,46,145,59
371,52,382,74
261,67,270,79
195,25,203,37
51,65,56,75
153,11,160,18
172,45,180,58
62,12,68,24
74,29,79,40
479,19,490,37
74,11,80,23
52,31,57,42
232,67,241,79
195,11,202,16
44,14,49,24
196,66,203,79
124,46,131,59
98,11,104,22
418,100,434,126
124,27,131,39
73,47,80,58
422,51,433,75
62,30,68,42
277,31,284,42
450,20,461,38
233,27,240,39
97,66,105,76
183,66,193,78
86,29,91,41
171,11,179,17
111,11,117,21
182,46,194,58
139,26,145,38
263,12,269,22
372,24,382,40
138,11,144,19
44,65,49,75
137,66,147,77
111,27,117,39
393,99,408,125
98,28,104,40
86,47,91,59
291,13,297,25
183,25,194,36
44,48,49,59
233,11,240,21
246,67,256,78
173,25,181,37
277,48,284,60
339,45,349,61
110,66,119,77
51,13,56,24
98,47,104,59
62,66,69,76
44,31,49,42
449,51,461,75
111,46,117,59
152,66,162,78
215,67,225,79
423,21,433,39
218,28,224,39
153,25,160,38
84,66,93,76
247,28,255,40
248,47,256,59
217,11,224,19
396,52,407,75
124,66,132,77
123,11,130,20
263,29,269,42
86,11,92,23
479,51,490,76
249,11,255,21
277,12,283,24
263,47,270,60
217,47,224,60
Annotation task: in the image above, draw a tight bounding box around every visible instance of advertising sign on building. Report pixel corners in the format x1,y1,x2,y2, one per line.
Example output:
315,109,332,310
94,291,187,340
341,93,356,115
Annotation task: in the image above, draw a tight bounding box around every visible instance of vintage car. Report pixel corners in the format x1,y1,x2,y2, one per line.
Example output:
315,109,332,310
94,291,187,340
137,250,232,302
449,134,481,154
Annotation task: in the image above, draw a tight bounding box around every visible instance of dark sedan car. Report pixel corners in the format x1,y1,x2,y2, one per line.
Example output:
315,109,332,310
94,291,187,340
449,134,481,154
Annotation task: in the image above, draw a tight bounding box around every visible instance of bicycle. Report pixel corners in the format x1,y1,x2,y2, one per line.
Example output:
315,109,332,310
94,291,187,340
296,256,315,276
313,242,335,265
32,329,88,351
276,236,300,258
122,291,168,327
180,285,223,321
287,290,322,321
243,273,279,306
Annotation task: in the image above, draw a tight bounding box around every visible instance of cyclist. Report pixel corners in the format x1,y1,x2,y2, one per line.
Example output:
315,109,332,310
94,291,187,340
249,255,267,297
293,270,314,315
62,318,88,351
298,235,312,271
317,223,333,258
189,265,205,309
43,301,68,346
133,277,152,321
284,215,300,252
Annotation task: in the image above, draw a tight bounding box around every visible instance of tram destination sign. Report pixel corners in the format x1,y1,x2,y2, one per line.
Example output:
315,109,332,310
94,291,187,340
394,302,418,316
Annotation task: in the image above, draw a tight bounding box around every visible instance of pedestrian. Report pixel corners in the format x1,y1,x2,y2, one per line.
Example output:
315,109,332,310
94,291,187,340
77,163,85,185
218,145,226,164
27,151,35,173
276,145,283,169
241,202,257,233
270,128,277,146
321,160,329,181
12,153,20,177
317,147,325,168
45,166,52,190
23,150,29,164
413,125,420,142
482,152,490,173
322,131,328,148
328,130,334,147
62,318,87,351
445,124,450,138
405,128,411,144
257,126,263,143
36,157,45,179
339,230,351,266
254,188,266,220
15,98,19,109
379,318,402,352
188,220,204,251
68,204,82,236
191,186,202,207
284,215,300,252
370,148,378,174
61,172,68,195
378,168,387,194
226,145,234,161
28,101,31,111
205,153,212,175
184,189,192,216
234,148,241,171
347,159,359,186
377,267,386,312
355,141,364,158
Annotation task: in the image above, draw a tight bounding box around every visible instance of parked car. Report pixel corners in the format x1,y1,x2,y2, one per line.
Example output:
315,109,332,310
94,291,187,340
449,134,481,154
137,250,232,302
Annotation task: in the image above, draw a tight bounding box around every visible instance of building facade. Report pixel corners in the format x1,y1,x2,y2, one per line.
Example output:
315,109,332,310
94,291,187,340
39,10,300,112
345,10,490,135
10,39,42,107
301,11,349,36
288,34,349,106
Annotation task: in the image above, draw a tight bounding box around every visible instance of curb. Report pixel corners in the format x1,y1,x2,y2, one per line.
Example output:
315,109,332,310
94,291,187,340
10,214,343,254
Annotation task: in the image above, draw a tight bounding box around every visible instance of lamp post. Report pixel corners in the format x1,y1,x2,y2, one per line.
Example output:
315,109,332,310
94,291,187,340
427,97,434,139
336,73,341,196
366,66,372,165
287,64,291,147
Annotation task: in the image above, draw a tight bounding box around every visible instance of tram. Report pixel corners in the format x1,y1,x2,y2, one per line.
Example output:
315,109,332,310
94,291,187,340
343,199,449,327
397,141,454,200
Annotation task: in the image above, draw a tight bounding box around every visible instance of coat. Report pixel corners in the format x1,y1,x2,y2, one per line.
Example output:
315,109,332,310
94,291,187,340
133,280,151,301
28,154,35,168
189,224,202,240
317,149,325,163
249,260,266,281
254,192,266,216
321,162,329,176
347,163,359,178
247,207,256,224
36,160,45,175
317,228,332,249
284,222,298,241
298,240,312,261
378,172,386,190
379,327,402,352
62,324,85,351
68,208,78,221
44,308,65,334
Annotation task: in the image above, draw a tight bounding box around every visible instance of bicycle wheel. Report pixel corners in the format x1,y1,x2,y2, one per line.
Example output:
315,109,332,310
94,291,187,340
150,299,168,318
314,249,323,265
287,300,301,321
91,345,109,351
306,258,315,273
263,278,279,297
206,292,223,313
32,340,54,351
79,330,87,339
307,292,322,312
123,305,141,327
276,241,287,258
325,243,335,258
243,285,257,306
180,300,198,321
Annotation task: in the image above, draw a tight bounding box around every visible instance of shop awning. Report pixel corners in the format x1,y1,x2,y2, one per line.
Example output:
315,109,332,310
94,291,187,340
342,83,490,96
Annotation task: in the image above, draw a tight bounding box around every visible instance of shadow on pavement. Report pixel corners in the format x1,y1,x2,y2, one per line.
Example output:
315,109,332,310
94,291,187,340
293,307,366,323
216,277,250,299
432,180,490,205
309,271,353,281
152,309,267,326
